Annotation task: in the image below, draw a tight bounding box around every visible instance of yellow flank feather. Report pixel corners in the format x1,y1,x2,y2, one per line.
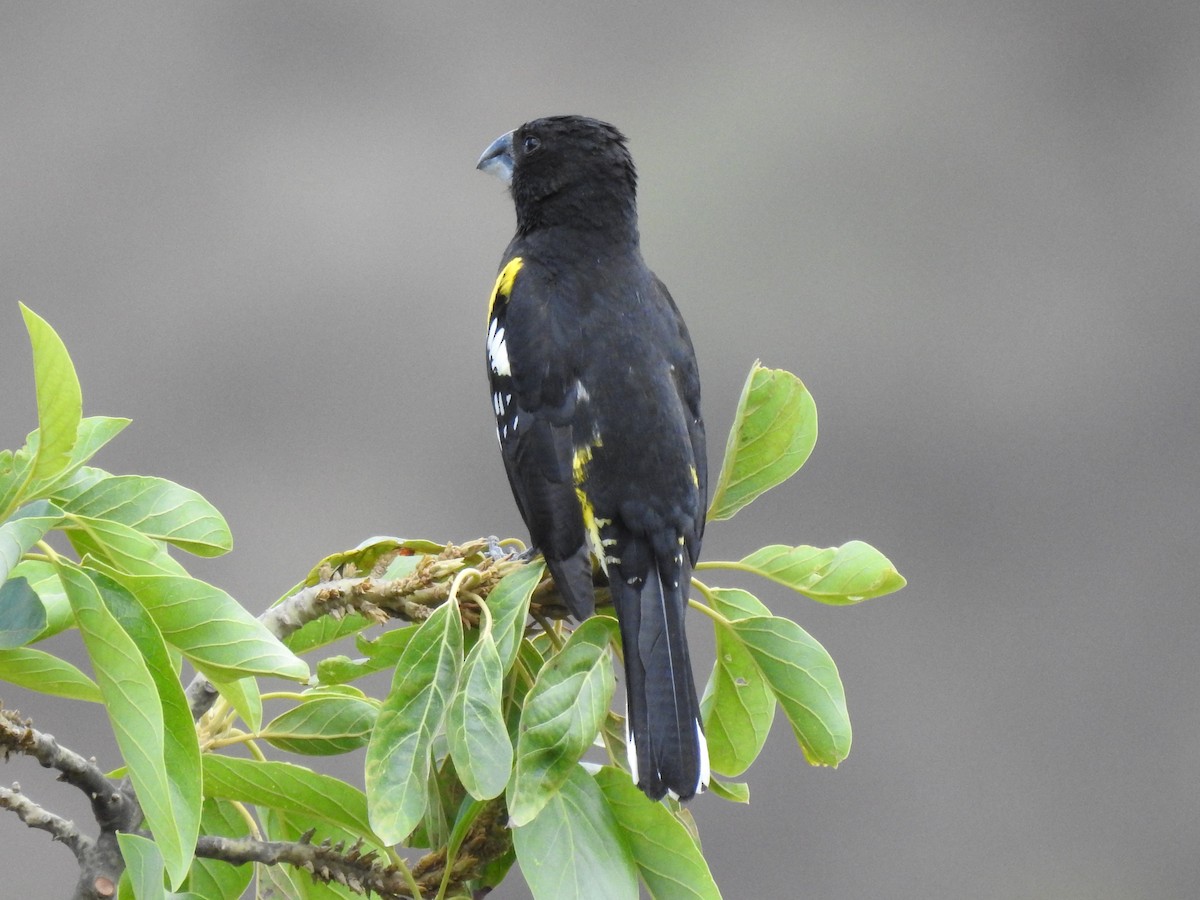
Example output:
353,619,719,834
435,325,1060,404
571,443,594,484
576,488,605,572
487,257,524,320
572,439,610,573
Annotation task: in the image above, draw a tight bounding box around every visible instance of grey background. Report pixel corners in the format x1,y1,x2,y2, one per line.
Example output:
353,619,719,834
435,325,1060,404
2,2,1198,898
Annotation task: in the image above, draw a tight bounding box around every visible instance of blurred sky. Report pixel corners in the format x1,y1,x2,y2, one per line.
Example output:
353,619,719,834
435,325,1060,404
2,2,1199,898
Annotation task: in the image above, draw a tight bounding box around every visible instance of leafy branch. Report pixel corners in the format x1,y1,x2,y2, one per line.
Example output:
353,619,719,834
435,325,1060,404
1,307,905,898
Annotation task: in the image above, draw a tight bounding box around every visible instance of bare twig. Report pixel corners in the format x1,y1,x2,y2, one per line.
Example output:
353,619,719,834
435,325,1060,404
0,783,91,859
0,707,113,802
1,706,140,900
196,832,413,898
0,707,136,835
193,797,511,899
187,540,543,720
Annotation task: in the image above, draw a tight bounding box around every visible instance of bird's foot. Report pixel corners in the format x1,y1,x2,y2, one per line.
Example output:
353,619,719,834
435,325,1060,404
484,536,537,562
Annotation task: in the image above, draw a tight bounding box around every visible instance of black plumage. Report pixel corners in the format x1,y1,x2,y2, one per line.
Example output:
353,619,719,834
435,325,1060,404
477,115,708,801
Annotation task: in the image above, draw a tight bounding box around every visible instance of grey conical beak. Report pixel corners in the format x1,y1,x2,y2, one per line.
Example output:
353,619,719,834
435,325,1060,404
476,130,515,185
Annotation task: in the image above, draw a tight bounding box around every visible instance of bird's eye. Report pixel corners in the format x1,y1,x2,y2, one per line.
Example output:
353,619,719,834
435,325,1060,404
522,135,542,154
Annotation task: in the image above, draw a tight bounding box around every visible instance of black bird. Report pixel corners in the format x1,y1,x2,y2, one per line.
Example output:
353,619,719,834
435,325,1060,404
477,116,708,801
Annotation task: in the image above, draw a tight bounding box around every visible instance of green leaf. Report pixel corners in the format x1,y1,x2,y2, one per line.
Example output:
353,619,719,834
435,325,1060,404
0,577,47,649
255,863,356,900
8,559,72,642
299,537,443,588
254,855,313,900
208,674,263,732
280,541,439,653
0,499,62,584
480,843,518,894
707,586,772,620
517,634,549,674
700,589,775,777
20,304,82,487
57,474,232,557
61,565,201,887
202,755,377,843
99,571,308,682
506,637,549,719
365,597,464,844
315,624,418,684
118,833,167,900
708,363,817,522
419,754,453,850
183,799,253,900
261,690,377,756
65,514,188,576
42,463,110,505
441,797,487,891
0,646,102,702
597,710,631,776
595,766,723,899
0,446,35,520
513,766,638,900
284,611,373,655
258,808,381,900
707,779,750,803
728,615,851,766
733,540,906,604
507,616,614,827
447,618,512,799
487,560,543,673
32,418,129,498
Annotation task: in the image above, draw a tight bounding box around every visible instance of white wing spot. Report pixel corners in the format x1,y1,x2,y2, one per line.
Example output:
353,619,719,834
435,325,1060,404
487,321,510,376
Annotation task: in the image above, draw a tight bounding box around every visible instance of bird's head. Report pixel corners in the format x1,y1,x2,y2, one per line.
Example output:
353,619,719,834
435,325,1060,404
477,115,638,236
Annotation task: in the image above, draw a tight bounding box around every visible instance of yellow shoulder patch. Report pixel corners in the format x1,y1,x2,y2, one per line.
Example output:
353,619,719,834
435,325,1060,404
487,257,524,320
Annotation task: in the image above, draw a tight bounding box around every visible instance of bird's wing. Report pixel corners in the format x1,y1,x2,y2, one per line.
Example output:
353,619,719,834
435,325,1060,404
487,255,595,617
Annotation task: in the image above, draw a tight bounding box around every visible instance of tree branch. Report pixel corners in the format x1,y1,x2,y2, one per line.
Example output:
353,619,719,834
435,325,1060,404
1,706,141,899
0,783,91,859
187,539,549,720
0,706,113,803
197,831,413,898
194,797,512,899
0,706,137,833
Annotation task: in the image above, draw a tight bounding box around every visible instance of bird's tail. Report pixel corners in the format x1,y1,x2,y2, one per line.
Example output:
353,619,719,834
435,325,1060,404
613,538,709,801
